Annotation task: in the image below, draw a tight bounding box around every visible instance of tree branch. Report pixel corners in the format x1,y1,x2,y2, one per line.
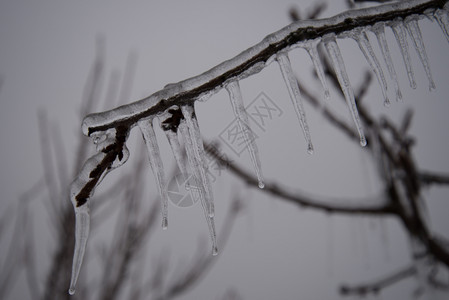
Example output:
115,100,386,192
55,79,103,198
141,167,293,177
205,142,394,215
340,264,416,296
80,0,448,136
419,170,449,186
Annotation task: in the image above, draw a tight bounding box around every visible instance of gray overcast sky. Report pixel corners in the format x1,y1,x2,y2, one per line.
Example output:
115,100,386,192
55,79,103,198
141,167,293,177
1,0,449,299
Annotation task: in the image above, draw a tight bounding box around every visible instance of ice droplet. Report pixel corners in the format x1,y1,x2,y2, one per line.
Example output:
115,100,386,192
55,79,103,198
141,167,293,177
391,20,417,89
225,81,265,187
434,9,449,44
138,118,169,229
405,17,436,91
360,137,367,147
162,219,168,230
304,38,330,101
349,28,390,106
276,52,314,153
68,288,76,295
307,143,314,154
180,105,215,218
323,34,366,147
372,23,403,102
258,181,265,189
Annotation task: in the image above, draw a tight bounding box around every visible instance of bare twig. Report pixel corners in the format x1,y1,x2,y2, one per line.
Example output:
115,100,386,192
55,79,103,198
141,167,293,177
205,142,392,215
340,264,416,296
419,171,449,186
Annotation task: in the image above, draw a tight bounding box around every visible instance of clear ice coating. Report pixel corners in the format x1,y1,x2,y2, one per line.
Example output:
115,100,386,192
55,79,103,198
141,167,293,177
138,118,169,229
434,9,449,44
405,17,436,91
180,105,215,217
69,128,130,295
225,81,265,187
178,119,218,255
304,38,331,101
349,28,390,106
163,128,188,175
276,52,314,154
391,20,417,89
69,205,89,296
323,34,366,147
372,23,403,102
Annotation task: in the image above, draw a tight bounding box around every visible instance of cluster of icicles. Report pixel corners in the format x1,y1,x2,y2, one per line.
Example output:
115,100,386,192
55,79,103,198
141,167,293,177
68,4,449,295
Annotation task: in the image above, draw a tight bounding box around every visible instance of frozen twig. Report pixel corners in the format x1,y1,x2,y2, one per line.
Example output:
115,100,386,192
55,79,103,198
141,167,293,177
81,0,448,136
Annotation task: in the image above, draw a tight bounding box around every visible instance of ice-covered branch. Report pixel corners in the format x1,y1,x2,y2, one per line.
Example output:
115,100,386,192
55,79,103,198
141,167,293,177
81,0,448,136
68,0,449,294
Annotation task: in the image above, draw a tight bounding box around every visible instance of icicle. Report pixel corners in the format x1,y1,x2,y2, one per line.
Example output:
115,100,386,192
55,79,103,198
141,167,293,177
372,23,403,102
69,128,129,295
276,52,314,154
178,120,218,255
391,20,417,89
178,120,204,202
138,118,169,229
323,34,366,147
434,9,449,44
225,81,266,186
405,17,436,91
158,109,188,175
349,28,390,106
165,129,187,174
304,38,330,101
180,105,215,217
69,204,89,295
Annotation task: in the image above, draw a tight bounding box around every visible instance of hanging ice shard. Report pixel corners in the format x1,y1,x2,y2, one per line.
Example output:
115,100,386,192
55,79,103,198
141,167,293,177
180,104,215,217
178,120,218,255
138,118,169,229
304,38,330,101
69,204,89,296
372,23,403,102
434,9,449,44
349,28,390,106
69,128,130,295
391,20,417,89
165,129,187,174
225,81,266,187
323,34,366,147
177,120,204,205
276,52,314,154
405,17,436,91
